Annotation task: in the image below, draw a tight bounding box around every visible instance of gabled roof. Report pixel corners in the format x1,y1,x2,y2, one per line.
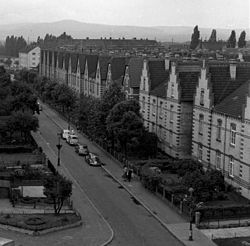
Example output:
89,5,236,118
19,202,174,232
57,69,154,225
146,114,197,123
128,57,143,88
79,54,86,74
148,59,169,91
58,52,64,68
209,64,250,105
214,80,250,118
64,53,70,70
86,54,98,78
19,45,39,54
70,53,78,73
53,51,57,67
150,81,167,98
99,56,111,80
111,57,127,81
179,71,200,102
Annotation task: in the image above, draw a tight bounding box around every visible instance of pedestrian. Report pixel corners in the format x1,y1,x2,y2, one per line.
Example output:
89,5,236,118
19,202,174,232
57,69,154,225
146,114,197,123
122,165,128,180
127,168,132,182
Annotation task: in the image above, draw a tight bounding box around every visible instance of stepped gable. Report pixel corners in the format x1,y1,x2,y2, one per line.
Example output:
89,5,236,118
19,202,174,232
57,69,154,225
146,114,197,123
209,64,250,105
86,54,98,78
178,71,200,102
111,57,126,81
78,53,86,74
99,56,111,80
150,81,167,98
214,80,250,118
128,57,143,88
64,52,70,70
148,59,169,91
58,52,64,69
70,53,78,73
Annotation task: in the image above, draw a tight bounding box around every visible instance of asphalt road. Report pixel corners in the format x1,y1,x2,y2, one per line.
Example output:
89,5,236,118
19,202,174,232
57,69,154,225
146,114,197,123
39,105,184,246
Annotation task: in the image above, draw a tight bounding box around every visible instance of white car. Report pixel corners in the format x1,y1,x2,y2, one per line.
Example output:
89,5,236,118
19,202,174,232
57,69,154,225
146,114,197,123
85,153,102,166
61,129,75,140
66,134,78,146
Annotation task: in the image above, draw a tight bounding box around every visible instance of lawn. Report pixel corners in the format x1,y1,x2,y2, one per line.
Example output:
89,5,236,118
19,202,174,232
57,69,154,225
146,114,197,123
0,213,81,231
214,237,250,246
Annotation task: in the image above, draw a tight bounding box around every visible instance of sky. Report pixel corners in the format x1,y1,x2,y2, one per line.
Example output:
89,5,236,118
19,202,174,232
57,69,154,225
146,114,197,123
0,0,249,29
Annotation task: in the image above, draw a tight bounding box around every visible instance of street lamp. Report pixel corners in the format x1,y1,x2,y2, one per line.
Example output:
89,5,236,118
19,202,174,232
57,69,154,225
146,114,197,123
56,133,62,166
188,187,194,241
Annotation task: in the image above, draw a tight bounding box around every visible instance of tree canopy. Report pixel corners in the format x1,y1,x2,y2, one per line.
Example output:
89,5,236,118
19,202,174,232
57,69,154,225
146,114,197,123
227,30,236,48
238,31,246,48
208,29,217,42
190,25,200,50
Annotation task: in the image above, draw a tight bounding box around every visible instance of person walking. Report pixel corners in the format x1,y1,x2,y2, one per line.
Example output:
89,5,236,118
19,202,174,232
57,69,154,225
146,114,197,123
127,168,132,182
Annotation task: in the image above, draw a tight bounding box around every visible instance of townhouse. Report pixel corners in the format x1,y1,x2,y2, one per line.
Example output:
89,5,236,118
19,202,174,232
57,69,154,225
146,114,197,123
192,61,250,198
123,57,143,100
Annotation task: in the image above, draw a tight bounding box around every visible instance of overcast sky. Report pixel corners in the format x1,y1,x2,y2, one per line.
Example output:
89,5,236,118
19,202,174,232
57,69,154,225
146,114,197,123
1,0,249,29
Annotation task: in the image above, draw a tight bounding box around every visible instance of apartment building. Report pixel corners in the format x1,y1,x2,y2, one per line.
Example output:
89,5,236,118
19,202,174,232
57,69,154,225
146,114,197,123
19,46,40,70
192,61,250,198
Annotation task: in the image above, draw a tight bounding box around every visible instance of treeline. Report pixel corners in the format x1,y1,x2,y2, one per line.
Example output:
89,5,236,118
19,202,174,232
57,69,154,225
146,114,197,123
0,67,39,143
28,74,157,159
0,35,27,57
190,25,247,49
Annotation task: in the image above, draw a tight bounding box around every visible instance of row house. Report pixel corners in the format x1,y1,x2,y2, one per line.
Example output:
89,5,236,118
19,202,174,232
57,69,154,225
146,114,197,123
98,56,111,97
68,53,78,92
192,61,250,198
139,59,169,151
123,57,143,100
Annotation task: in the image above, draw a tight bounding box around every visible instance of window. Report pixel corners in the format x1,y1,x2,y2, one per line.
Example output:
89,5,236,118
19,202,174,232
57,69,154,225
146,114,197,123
239,165,243,178
198,144,203,161
170,105,174,122
216,119,222,141
200,89,205,106
198,114,204,135
152,99,156,116
169,131,173,147
171,83,174,98
159,101,163,118
230,123,236,146
142,97,145,111
143,78,146,90
229,157,234,177
32,52,36,55
216,151,221,169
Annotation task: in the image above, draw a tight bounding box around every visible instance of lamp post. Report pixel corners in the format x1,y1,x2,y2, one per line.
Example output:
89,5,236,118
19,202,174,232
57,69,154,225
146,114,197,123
188,187,194,241
56,133,62,167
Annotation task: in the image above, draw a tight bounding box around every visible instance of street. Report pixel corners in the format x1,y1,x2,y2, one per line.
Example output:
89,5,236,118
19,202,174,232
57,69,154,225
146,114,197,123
0,104,183,246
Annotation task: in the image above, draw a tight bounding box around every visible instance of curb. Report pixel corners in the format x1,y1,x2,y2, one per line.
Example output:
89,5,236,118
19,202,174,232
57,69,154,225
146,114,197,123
0,219,82,236
100,165,185,246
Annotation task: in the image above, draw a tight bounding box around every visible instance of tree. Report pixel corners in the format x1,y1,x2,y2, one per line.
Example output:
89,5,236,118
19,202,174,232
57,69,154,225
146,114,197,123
238,31,246,48
106,100,143,157
227,30,236,48
7,111,39,141
43,174,72,214
190,25,200,50
208,29,217,42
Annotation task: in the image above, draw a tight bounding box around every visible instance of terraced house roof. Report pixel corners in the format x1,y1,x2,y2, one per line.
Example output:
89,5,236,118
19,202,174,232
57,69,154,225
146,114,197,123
111,57,127,82
214,80,250,118
128,57,143,88
179,71,200,102
70,53,78,73
78,54,86,74
99,56,111,80
208,64,250,105
150,81,167,98
148,59,169,91
86,55,98,78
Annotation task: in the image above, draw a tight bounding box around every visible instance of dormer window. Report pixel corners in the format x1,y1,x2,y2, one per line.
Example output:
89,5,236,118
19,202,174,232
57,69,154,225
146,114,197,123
198,114,204,135
171,83,174,98
200,89,204,106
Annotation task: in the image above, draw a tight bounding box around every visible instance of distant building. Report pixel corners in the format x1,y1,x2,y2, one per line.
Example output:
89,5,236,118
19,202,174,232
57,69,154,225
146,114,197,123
19,46,40,70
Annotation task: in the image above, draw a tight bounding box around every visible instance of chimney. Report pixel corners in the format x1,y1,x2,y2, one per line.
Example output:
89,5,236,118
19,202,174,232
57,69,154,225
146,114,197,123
230,62,237,80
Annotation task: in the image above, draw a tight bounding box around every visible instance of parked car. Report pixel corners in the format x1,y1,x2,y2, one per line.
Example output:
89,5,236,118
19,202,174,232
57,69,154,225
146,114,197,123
75,144,89,156
66,134,78,146
85,153,102,166
61,129,75,140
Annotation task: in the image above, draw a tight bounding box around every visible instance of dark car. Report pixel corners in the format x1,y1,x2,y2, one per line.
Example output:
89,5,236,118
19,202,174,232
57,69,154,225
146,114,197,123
75,144,89,156
85,153,101,166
